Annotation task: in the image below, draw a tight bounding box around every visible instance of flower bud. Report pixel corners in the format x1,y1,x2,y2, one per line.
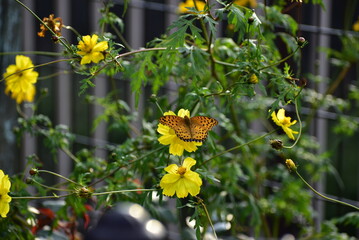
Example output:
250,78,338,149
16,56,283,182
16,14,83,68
29,168,38,176
77,186,94,199
249,74,259,84
297,37,307,47
285,159,297,172
248,17,255,24
270,139,283,150
25,177,33,184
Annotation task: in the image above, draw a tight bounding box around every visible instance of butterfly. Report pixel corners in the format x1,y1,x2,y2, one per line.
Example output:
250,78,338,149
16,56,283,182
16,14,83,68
159,115,218,142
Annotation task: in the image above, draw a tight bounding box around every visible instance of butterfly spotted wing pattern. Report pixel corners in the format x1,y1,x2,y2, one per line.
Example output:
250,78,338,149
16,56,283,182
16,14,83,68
159,115,218,142
189,116,218,142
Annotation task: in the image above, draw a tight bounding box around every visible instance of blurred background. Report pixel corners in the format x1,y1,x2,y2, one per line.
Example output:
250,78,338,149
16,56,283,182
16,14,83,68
1,0,359,238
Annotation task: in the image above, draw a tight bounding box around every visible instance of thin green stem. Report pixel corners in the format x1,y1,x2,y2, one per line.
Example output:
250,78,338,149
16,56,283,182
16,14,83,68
63,25,81,38
295,170,359,211
200,130,276,167
258,46,300,71
61,147,80,164
92,188,156,196
31,179,72,192
196,197,218,240
0,51,62,57
115,47,168,60
37,170,83,187
0,58,75,82
89,146,166,187
283,92,303,149
12,193,73,200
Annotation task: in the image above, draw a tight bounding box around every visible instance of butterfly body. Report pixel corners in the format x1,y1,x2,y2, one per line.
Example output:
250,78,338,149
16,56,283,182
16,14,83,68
159,115,218,142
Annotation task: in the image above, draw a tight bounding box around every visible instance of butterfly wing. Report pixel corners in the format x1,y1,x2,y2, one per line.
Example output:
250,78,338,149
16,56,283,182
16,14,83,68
189,116,218,142
159,115,192,141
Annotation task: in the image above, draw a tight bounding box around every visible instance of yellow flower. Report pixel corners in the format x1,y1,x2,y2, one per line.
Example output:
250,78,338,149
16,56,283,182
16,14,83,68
233,0,257,8
0,170,12,218
3,55,38,104
77,34,109,65
160,157,202,198
353,17,359,32
271,108,298,140
157,109,202,156
178,0,206,14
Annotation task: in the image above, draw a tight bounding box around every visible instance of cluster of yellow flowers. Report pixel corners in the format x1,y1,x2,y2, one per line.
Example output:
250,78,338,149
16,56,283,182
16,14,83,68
2,32,108,104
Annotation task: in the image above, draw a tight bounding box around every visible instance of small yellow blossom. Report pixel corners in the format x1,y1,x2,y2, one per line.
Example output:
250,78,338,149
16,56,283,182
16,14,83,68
178,0,206,14
77,34,109,65
271,108,298,140
0,170,12,218
157,109,202,156
160,157,202,198
353,17,359,32
3,55,38,104
233,0,257,8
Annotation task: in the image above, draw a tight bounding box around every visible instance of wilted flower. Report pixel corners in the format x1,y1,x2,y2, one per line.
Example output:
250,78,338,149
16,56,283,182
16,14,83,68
38,14,63,38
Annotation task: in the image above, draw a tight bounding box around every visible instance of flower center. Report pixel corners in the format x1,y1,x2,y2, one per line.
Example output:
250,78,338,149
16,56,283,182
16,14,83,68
281,117,291,125
177,166,187,176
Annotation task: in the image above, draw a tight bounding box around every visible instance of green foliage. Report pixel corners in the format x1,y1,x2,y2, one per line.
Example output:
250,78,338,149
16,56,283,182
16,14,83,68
2,0,359,239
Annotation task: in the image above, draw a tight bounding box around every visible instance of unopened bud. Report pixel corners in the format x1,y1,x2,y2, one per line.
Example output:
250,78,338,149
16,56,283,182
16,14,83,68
29,168,38,176
297,37,307,47
77,186,94,199
249,74,259,84
25,177,33,184
285,159,297,172
270,139,283,150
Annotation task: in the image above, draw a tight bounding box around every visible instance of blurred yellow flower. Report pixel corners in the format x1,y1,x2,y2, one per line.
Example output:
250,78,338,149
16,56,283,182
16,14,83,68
353,17,359,32
233,0,257,8
77,34,109,65
157,109,202,156
178,0,206,13
3,55,38,104
160,157,202,198
271,108,298,140
0,170,12,218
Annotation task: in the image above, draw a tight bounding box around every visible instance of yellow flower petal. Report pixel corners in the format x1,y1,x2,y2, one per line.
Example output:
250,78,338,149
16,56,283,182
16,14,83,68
0,170,12,218
271,108,299,140
77,34,109,65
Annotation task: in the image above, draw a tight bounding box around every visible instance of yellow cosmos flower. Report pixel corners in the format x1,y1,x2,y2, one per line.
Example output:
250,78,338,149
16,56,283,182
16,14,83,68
178,0,206,13
353,17,359,32
0,170,12,218
160,157,202,198
77,34,109,65
233,0,257,8
157,109,202,156
3,55,38,104
271,108,299,140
